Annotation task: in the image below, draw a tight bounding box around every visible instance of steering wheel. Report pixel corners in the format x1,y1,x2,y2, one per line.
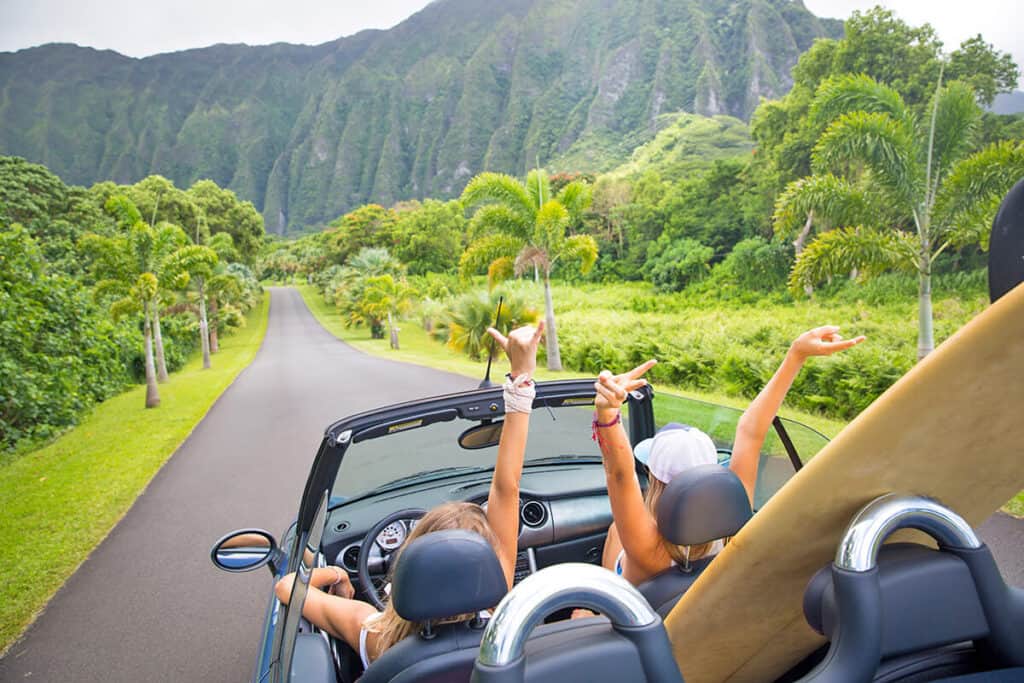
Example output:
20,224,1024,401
358,508,427,610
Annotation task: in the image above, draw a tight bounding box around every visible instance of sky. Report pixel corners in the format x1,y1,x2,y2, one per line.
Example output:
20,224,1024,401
0,0,1021,71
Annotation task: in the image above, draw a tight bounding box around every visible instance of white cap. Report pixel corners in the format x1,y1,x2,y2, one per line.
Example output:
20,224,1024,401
633,423,718,484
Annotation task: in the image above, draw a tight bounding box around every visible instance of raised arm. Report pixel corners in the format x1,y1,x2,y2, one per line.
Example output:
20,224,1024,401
593,361,664,579
485,323,544,587
730,326,865,503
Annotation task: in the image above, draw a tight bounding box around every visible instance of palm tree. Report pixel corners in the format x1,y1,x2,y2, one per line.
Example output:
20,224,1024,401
775,73,1024,359
460,169,598,370
162,244,219,369
81,196,183,407
360,275,415,350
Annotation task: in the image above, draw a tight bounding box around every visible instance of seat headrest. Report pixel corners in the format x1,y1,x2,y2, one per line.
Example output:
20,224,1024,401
655,464,752,546
803,544,989,659
391,529,507,621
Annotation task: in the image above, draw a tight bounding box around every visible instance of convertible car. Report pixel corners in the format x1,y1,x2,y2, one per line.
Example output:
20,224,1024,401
212,381,827,681
210,372,1024,682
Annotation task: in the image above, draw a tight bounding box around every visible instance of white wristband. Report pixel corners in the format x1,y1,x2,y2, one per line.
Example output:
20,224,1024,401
503,374,536,414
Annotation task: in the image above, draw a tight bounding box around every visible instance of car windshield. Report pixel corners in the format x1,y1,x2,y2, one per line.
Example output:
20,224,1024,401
333,398,625,499
653,392,829,509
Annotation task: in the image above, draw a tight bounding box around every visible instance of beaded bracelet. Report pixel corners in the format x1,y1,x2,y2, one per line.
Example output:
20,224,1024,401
591,411,621,443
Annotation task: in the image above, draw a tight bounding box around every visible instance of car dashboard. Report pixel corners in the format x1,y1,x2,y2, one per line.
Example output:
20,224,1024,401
322,463,614,590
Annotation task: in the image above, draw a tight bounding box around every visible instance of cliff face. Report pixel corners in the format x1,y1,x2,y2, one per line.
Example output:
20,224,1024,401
0,0,841,233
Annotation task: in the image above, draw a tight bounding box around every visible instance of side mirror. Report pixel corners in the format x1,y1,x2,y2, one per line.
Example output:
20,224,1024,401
458,420,504,450
211,528,279,573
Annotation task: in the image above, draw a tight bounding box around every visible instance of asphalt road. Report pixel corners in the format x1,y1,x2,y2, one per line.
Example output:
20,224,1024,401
0,288,476,682
0,286,1020,682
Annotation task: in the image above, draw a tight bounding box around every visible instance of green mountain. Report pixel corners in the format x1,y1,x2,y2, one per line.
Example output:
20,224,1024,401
553,111,754,176
0,0,840,233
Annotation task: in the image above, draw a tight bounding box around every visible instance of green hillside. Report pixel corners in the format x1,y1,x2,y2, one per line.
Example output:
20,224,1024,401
0,0,841,233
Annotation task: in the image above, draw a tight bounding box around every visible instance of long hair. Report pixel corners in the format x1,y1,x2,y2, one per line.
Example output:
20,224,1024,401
643,477,716,567
362,501,499,659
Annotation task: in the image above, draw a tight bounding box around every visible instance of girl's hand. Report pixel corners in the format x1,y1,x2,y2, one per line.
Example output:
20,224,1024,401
790,326,865,360
487,322,545,379
326,566,355,599
594,360,657,413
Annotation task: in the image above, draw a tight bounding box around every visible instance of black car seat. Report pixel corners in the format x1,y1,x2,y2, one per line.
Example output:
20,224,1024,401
359,529,508,683
797,494,1024,683
471,562,683,683
636,463,753,616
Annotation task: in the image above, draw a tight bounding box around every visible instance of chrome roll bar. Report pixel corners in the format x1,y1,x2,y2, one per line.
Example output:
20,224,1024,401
477,562,659,667
835,493,982,572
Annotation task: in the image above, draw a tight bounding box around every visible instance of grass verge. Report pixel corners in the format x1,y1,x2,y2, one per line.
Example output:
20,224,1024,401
0,295,271,653
294,284,847,437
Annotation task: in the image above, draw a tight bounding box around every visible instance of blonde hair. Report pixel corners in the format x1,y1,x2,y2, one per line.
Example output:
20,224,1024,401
643,477,718,567
362,501,499,659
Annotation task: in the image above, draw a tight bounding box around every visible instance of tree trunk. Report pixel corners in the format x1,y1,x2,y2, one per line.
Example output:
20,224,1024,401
209,297,220,354
543,275,562,371
388,310,400,350
793,210,814,255
198,279,211,369
534,264,539,283
143,302,160,408
795,211,815,296
917,269,934,361
153,307,170,383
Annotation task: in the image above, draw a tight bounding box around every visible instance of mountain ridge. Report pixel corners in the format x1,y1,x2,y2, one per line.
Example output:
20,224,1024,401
0,0,842,232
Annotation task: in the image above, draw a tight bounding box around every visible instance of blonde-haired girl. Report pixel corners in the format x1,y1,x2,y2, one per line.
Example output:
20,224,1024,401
274,323,544,666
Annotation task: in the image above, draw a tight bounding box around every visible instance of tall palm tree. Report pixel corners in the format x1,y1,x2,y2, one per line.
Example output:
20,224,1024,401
81,196,184,407
460,169,598,370
163,244,219,369
775,73,1024,359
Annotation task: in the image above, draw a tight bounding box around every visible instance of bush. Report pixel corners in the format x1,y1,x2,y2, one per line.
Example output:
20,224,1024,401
646,238,714,292
0,226,135,449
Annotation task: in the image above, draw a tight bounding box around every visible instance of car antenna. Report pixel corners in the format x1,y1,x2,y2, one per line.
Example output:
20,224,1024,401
479,296,504,389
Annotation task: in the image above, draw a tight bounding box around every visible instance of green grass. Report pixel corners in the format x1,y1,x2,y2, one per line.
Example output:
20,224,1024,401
294,284,847,437
0,296,271,653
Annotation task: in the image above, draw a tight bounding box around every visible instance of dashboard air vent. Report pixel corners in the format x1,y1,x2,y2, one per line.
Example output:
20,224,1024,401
340,544,361,573
520,500,548,528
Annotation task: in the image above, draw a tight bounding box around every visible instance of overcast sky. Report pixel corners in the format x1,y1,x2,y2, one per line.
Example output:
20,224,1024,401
0,0,1021,72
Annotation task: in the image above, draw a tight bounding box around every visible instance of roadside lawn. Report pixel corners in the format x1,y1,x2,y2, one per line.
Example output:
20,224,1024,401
0,296,270,653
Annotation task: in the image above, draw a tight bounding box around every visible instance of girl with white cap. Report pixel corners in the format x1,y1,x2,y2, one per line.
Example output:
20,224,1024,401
593,326,865,586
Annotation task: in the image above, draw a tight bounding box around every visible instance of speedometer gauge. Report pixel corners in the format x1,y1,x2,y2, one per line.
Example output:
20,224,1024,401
376,521,406,551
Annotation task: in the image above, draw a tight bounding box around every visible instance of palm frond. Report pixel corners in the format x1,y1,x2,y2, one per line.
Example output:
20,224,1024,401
557,234,599,275
810,74,915,133
927,81,982,186
789,225,919,293
555,181,593,225
460,173,535,222
772,174,877,238
466,204,532,241
812,111,922,206
533,200,569,253
932,140,1024,248
459,234,524,278
514,246,551,276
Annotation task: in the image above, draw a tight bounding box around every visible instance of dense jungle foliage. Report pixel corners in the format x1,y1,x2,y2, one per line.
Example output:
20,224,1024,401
0,157,264,452
259,7,1022,421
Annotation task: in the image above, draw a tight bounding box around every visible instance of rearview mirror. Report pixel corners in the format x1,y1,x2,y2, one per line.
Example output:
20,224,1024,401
211,528,279,573
458,421,504,449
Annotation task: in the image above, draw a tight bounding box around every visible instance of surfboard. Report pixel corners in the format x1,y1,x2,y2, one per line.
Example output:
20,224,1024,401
663,285,1024,677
